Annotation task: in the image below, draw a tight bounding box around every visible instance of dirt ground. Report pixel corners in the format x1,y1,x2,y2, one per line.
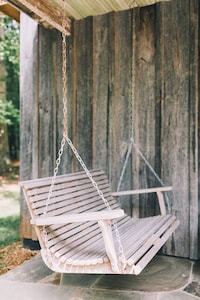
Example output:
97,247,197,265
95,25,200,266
0,241,39,275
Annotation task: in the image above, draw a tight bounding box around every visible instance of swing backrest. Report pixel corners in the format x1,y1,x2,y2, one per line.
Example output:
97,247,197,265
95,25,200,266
20,169,122,270
21,169,119,221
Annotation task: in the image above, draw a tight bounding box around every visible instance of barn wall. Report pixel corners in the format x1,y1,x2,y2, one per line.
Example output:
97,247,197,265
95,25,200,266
20,0,199,259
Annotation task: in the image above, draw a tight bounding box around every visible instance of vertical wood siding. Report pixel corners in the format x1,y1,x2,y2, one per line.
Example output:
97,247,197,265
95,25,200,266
20,0,199,259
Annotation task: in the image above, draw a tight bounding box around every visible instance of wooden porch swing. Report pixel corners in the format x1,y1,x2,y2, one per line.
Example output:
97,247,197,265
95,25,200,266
20,3,179,275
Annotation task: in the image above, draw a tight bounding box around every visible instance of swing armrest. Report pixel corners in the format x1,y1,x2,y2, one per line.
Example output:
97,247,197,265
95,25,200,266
31,209,124,226
111,186,173,216
111,186,172,196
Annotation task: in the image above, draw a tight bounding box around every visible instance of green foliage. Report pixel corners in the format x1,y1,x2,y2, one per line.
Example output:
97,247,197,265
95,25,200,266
0,16,20,160
0,99,19,125
0,215,20,247
0,16,19,71
0,17,20,104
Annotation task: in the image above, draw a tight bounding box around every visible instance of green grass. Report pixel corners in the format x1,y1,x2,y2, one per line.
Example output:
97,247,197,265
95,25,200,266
0,189,20,218
1,190,19,201
0,215,20,247
0,183,20,247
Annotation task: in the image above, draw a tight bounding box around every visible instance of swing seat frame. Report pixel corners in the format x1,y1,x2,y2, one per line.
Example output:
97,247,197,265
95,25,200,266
20,169,179,275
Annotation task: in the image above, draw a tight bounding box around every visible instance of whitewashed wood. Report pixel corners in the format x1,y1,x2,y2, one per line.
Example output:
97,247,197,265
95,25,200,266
112,187,171,215
21,169,179,274
118,216,169,257
31,209,124,225
127,216,178,264
156,191,166,215
130,218,180,275
111,186,172,196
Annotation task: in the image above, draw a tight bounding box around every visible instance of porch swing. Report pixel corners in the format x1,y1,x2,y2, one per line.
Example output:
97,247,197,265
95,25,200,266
20,4,179,275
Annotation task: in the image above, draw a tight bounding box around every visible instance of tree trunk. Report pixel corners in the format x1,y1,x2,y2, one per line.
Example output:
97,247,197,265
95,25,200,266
0,124,10,175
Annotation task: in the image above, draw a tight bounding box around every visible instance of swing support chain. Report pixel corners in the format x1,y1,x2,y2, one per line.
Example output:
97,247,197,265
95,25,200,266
117,7,171,214
42,0,127,273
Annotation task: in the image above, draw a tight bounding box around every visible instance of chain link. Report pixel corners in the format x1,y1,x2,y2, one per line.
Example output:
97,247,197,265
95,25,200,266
43,137,66,217
42,0,127,272
62,33,68,136
42,0,68,268
117,140,132,192
66,136,111,210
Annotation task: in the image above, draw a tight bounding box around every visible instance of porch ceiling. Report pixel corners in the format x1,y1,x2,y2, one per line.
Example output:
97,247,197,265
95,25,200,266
7,0,170,33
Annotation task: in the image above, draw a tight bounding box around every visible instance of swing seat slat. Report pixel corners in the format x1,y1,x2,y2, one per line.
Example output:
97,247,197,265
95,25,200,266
20,169,179,275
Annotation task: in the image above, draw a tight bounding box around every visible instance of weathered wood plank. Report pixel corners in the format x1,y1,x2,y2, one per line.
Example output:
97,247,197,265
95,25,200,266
20,13,39,240
130,8,141,219
75,18,93,171
158,0,190,258
20,14,39,181
106,12,115,184
92,14,110,173
38,27,57,177
135,6,157,218
154,2,163,216
65,26,76,173
188,0,199,260
113,10,132,215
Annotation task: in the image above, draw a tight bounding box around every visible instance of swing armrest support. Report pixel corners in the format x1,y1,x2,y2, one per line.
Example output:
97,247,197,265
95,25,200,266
31,209,124,226
111,186,173,216
98,219,120,273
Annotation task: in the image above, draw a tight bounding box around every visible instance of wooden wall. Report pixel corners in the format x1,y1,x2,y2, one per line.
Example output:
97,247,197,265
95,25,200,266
20,0,199,259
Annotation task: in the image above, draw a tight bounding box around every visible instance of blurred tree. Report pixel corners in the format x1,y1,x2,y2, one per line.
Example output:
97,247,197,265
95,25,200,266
0,14,19,174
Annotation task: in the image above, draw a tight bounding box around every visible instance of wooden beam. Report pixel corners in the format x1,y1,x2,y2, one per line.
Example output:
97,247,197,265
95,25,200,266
7,0,71,34
0,1,20,22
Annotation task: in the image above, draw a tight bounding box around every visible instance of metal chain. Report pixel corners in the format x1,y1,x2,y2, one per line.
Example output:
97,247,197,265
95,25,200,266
62,32,68,137
65,135,127,271
130,7,136,144
117,141,132,192
130,7,171,212
117,8,135,193
117,7,171,214
43,137,66,217
131,138,171,213
64,136,110,210
42,0,126,272
117,8,136,193
42,0,68,268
